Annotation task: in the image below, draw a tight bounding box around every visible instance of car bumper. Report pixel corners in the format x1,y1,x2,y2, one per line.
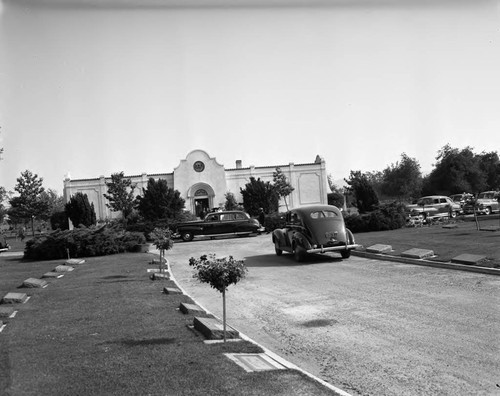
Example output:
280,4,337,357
306,244,359,254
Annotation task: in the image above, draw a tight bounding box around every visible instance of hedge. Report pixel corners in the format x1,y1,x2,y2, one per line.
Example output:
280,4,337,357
344,202,407,233
24,225,146,260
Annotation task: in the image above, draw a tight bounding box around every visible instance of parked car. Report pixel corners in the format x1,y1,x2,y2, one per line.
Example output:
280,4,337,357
449,193,473,214
407,195,461,220
272,204,358,262
174,210,264,241
463,191,500,215
0,234,10,253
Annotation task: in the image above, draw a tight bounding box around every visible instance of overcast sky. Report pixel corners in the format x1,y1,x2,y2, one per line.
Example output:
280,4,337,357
1,0,500,194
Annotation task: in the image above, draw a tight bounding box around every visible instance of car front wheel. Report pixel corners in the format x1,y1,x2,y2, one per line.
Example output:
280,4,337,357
450,211,458,218
181,232,194,242
484,207,491,215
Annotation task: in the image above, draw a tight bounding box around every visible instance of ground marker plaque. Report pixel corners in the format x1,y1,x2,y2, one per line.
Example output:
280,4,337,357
54,265,74,272
1,292,29,304
224,353,286,372
366,244,392,254
451,254,487,266
401,248,434,259
22,278,48,288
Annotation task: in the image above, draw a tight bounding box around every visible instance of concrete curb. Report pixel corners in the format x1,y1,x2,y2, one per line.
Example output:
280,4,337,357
152,250,353,396
352,250,500,276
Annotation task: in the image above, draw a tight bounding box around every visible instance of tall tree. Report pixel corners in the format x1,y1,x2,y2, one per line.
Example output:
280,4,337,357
103,172,137,221
327,174,346,209
240,177,279,216
136,178,185,222
0,187,7,223
65,192,97,227
381,153,422,201
40,189,65,220
8,170,50,236
272,167,294,210
478,151,500,190
422,145,486,195
344,170,379,213
224,192,239,211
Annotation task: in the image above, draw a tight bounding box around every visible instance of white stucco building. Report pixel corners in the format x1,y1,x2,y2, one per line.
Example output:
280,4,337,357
63,149,329,220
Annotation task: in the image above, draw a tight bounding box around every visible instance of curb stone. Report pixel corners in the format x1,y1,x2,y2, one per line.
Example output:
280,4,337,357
352,250,500,276
151,248,353,396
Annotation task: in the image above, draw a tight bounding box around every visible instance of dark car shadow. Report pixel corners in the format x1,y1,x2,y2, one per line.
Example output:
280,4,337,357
243,252,343,268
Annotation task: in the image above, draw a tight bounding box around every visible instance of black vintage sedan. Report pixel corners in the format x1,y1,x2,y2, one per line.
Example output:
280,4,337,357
272,204,358,262
175,210,264,242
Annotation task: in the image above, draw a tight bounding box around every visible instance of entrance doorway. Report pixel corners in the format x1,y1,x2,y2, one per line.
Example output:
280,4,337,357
194,197,210,218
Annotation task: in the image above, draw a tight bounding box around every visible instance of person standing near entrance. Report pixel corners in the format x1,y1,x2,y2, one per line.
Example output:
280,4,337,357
258,208,266,231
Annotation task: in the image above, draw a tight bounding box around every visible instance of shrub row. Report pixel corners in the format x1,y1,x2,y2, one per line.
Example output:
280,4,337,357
262,212,286,232
344,202,408,233
24,226,146,260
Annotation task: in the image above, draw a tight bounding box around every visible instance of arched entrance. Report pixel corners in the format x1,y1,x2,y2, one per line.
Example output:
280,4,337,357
194,188,210,218
187,183,215,218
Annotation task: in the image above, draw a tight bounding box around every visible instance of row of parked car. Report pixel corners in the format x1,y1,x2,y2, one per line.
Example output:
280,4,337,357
408,191,500,220
173,204,358,262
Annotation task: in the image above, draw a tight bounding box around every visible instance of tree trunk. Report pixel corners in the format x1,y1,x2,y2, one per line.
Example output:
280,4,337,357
222,289,227,343
473,207,480,231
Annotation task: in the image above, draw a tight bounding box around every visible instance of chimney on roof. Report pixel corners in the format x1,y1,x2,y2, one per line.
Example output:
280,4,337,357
236,160,242,169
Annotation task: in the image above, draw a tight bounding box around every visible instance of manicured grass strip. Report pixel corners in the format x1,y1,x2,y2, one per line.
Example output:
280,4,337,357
355,217,500,267
0,252,341,396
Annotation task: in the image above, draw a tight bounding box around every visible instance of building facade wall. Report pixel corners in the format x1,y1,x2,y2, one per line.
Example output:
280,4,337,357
63,150,328,221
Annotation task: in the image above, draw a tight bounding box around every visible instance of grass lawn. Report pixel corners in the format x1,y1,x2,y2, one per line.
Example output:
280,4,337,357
354,215,500,268
0,249,339,396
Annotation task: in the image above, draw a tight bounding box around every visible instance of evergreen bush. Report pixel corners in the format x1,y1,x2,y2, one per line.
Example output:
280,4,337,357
65,192,97,228
344,202,407,233
263,212,286,232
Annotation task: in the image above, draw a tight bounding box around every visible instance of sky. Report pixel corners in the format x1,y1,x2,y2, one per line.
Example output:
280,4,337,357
1,0,500,195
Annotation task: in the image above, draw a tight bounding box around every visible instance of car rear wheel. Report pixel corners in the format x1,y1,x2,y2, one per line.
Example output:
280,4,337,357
341,249,351,259
181,232,194,242
418,213,427,221
275,246,283,256
484,207,491,215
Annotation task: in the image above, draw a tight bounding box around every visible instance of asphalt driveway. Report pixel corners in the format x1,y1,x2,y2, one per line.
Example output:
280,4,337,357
167,234,500,396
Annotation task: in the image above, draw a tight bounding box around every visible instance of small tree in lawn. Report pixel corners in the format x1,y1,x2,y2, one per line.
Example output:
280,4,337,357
189,254,247,342
150,227,174,273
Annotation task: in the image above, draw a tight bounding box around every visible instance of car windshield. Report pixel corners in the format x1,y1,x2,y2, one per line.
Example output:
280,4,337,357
416,198,434,206
478,192,494,199
309,210,339,219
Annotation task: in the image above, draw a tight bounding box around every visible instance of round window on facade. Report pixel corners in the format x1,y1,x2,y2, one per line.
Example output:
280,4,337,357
193,161,205,172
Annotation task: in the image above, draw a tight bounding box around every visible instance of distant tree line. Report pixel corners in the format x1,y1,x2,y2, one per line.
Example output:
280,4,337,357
3,144,499,236
336,144,500,214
